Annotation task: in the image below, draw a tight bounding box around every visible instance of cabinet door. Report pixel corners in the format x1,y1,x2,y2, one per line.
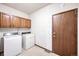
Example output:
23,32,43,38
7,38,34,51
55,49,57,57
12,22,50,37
24,19,31,28
26,20,31,28
0,13,11,28
21,19,31,28
21,18,26,28
11,16,21,28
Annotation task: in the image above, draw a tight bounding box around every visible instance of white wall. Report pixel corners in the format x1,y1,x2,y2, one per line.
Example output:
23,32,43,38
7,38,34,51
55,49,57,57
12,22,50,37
30,3,79,55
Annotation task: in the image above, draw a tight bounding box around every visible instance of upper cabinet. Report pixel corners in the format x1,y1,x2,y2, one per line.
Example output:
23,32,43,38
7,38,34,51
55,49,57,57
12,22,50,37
0,13,11,28
11,16,21,28
0,12,31,28
21,18,26,28
26,19,31,28
20,18,31,28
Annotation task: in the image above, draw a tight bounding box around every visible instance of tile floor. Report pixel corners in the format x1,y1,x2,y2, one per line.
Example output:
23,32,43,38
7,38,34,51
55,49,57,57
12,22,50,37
19,46,59,56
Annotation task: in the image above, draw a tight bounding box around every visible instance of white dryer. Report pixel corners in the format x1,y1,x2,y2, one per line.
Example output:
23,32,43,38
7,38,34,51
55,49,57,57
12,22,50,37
22,33,35,49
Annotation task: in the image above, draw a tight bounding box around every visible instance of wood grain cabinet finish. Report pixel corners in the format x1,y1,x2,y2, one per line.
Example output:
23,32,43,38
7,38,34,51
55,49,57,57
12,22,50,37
0,12,31,28
26,20,31,28
20,18,26,28
21,18,31,28
21,18,27,28
11,16,21,28
0,13,11,28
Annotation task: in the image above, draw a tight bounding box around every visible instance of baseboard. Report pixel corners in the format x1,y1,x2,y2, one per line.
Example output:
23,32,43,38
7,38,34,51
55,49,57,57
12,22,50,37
35,44,52,53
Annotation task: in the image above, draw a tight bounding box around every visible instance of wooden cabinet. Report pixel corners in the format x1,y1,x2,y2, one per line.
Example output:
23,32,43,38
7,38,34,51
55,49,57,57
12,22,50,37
0,12,31,28
21,18,26,28
11,16,21,28
0,13,11,28
21,18,31,28
26,19,31,28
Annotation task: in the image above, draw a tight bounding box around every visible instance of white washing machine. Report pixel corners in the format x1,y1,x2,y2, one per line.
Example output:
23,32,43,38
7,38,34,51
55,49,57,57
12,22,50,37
3,33,22,56
22,33,35,49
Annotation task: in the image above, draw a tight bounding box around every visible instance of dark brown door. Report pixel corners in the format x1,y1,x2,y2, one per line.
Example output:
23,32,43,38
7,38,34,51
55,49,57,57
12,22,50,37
0,13,1,27
52,9,77,56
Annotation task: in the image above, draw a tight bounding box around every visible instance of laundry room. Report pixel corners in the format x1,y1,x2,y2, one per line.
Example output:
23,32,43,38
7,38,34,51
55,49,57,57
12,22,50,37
0,3,78,56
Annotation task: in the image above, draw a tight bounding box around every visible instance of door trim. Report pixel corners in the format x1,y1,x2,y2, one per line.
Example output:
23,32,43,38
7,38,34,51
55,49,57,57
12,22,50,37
52,8,78,16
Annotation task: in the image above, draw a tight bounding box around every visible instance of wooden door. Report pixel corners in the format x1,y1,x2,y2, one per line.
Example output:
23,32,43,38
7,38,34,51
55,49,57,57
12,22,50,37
0,13,11,28
0,13,1,27
11,16,21,28
52,9,77,56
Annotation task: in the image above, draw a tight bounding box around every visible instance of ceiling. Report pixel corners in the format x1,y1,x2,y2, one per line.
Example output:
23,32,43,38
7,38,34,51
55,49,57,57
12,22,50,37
2,3,50,14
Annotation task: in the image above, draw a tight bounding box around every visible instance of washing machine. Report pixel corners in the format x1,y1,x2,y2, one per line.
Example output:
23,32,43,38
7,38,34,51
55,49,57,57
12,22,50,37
3,33,22,56
22,32,35,49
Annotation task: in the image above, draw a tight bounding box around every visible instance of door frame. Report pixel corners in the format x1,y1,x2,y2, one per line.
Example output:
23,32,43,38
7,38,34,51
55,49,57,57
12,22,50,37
52,8,78,56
